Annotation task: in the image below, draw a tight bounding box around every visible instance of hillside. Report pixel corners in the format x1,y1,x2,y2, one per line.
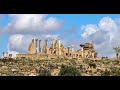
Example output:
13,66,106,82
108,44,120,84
0,58,120,76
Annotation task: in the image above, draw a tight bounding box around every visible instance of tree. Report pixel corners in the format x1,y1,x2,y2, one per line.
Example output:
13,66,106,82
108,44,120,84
113,47,120,59
58,65,81,76
39,69,51,76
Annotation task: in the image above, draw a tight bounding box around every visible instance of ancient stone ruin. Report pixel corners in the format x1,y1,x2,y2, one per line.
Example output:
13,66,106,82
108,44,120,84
16,38,96,60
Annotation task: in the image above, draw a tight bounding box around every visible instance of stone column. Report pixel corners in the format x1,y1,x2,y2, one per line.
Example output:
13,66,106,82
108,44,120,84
58,38,61,55
45,39,48,47
31,39,35,54
45,39,48,54
68,46,70,57
3,52,5,58
71,45,74,58
36,39,39,54
81,47,84,58
71,45,74,52
54,40,57,54
51,39,55,54
39,40,42,53
80,44,85,58
6,52,8,58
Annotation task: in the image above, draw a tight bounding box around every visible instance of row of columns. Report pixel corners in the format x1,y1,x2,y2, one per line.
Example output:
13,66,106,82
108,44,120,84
35,38,61,54
35,39,42,54
34,39,50,54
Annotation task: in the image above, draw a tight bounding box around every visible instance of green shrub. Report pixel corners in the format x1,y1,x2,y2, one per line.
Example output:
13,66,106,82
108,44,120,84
111,68,120,76
102,68,120,76
58,65,81,76
101,69,111,76
39,69,51,76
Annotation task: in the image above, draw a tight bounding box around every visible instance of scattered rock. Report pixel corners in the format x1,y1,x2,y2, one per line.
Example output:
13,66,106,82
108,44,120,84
29,73,36,76
11,69,17,72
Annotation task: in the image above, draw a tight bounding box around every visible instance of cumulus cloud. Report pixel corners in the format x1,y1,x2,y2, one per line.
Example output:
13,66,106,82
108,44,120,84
4,14,63,34
80,16,120,57
8,34,34,53
81,24,99,38
99,17,117,31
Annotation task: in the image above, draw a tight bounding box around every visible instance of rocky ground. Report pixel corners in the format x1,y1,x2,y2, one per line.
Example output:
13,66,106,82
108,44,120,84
0,57,120,76
0,58,68,76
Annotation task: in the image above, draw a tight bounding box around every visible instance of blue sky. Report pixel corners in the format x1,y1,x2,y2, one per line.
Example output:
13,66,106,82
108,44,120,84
0,14,120,57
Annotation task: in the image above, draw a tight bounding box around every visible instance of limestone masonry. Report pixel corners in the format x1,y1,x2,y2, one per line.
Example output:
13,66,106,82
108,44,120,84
16,38,97,60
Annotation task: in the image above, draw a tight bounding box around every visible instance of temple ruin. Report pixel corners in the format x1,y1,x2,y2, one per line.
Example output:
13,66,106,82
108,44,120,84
16,38,97,60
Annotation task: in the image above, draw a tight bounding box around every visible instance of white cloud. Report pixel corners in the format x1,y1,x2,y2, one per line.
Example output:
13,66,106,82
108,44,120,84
99,16,117,31
44,34,59,39
81,24,99,38
44,17,62,31
4,14,63,34
8,34,33,53
80,16,120,57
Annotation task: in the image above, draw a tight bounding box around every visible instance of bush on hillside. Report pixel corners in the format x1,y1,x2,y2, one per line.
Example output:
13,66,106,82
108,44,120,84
39,69,51,76
58,65,81,76
111,68,120,76
101,69,111,76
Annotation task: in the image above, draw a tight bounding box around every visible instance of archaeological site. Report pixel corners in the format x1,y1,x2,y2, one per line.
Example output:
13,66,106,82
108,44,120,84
16,38,97,60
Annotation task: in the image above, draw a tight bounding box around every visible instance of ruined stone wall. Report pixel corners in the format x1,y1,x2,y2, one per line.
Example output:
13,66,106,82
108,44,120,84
80,43,96,58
